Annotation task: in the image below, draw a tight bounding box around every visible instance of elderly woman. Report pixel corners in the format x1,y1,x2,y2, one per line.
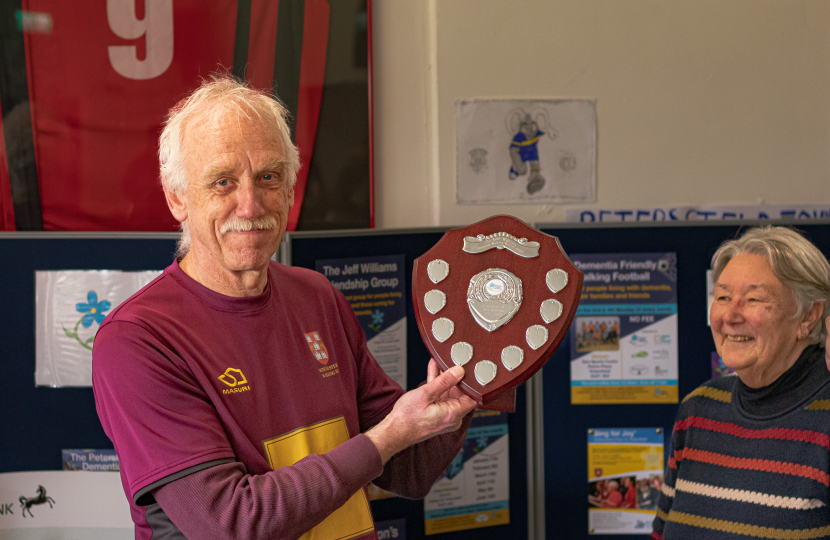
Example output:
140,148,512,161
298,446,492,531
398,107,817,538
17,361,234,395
652,226,830,539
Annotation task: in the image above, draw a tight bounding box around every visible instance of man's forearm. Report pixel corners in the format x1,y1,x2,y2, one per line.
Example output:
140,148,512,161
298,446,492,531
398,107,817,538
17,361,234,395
364,364,477,465
372,411,473,499
153,434,382,539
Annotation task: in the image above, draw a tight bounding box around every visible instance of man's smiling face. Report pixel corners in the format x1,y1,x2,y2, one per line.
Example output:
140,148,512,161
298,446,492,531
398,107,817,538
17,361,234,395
166,108,294,283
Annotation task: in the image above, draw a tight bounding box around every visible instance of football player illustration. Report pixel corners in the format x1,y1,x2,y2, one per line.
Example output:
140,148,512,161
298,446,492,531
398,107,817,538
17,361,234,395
506,108,557,195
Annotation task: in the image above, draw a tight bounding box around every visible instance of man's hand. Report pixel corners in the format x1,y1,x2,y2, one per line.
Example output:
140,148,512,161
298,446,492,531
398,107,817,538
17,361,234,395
366,360,477,464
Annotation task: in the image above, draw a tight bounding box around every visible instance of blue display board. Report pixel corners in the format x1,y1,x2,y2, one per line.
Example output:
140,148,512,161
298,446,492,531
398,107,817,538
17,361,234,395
0,233,178,473
6,221,830,540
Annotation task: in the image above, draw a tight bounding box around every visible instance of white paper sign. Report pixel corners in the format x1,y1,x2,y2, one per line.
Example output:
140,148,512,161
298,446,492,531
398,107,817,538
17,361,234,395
566,204,830,223
456,99,596,205
35,270,161,387
0,470,132,538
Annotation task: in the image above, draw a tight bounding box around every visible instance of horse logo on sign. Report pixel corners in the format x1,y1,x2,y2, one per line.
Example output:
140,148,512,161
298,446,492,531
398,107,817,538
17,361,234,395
19,485,55,517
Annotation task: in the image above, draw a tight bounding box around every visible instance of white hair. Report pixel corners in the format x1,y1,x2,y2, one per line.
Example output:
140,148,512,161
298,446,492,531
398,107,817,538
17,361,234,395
158,74,300,256
711,226,830,345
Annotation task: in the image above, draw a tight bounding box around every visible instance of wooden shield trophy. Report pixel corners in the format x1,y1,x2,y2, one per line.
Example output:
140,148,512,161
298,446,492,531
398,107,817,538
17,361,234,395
413,215,582,411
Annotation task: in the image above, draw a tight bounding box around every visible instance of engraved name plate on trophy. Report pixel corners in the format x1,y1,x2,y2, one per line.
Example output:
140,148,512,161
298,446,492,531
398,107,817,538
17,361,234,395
413,215,582,411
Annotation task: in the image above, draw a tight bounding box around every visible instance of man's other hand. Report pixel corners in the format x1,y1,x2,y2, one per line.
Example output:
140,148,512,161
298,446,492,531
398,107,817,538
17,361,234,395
366,360,477,464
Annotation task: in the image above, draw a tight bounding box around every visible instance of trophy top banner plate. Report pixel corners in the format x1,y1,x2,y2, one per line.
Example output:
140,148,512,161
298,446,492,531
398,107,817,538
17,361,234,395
412,215,583,406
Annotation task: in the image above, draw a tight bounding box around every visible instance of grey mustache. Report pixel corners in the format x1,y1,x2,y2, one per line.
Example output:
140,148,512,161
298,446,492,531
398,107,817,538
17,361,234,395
220,215,278,234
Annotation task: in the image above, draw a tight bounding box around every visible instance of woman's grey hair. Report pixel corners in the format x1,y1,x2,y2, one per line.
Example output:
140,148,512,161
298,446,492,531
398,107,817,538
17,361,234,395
158,74,300,256
711,226,830,345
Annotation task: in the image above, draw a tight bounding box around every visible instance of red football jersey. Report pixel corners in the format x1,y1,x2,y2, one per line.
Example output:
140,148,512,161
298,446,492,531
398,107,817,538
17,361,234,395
22,0,239,230
0,91,14,230
17,0,330,231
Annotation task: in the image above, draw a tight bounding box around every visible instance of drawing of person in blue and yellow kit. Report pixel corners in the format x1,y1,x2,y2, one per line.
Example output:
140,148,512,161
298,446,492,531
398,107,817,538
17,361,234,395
508,112,552,195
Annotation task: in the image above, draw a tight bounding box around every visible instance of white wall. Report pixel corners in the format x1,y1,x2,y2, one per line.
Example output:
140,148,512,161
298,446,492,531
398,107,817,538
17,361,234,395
372,0,830,228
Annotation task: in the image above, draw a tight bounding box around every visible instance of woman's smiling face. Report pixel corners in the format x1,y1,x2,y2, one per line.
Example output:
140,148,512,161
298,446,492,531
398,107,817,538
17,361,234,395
710,253,804,387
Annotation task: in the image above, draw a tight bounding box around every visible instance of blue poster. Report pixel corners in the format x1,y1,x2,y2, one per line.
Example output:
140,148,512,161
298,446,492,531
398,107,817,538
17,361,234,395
423,411,510,535
569,253,679,404
61,449,119,472
374,518,406,539
316,255,408,389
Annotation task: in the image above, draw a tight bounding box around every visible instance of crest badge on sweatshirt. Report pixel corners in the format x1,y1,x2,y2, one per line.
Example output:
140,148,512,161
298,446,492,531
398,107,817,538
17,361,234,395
304,331,330,365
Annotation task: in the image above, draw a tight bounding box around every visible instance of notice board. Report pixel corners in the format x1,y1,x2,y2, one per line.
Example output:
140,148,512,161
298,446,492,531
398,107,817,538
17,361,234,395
537,220,830,540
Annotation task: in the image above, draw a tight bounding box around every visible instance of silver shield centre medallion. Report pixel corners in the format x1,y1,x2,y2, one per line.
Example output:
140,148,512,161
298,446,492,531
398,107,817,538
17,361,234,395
466,268,523,332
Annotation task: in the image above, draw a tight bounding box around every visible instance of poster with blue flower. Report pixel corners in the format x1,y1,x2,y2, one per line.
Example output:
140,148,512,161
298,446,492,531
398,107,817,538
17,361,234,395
35,270,161,387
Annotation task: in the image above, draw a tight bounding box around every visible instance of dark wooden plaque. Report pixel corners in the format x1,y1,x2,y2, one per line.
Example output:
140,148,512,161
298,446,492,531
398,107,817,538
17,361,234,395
412,215,582,408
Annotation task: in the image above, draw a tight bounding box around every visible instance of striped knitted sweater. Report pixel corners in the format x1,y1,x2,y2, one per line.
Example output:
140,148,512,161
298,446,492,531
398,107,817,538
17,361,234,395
652,345,830,539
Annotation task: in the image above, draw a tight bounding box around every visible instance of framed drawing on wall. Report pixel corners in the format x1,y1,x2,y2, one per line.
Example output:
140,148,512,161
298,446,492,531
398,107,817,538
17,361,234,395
0,0,374,232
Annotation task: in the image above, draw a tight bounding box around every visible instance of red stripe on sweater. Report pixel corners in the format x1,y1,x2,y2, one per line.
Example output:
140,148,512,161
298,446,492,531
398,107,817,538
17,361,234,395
674,416,830,449
650,533,663,540
669,447,830,486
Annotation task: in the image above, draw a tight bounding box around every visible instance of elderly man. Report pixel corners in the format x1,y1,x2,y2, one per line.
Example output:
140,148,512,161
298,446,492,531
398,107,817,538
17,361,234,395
93,75,477,540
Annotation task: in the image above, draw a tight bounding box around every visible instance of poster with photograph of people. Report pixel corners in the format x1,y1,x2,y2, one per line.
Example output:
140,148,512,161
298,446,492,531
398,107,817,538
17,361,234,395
569,253,679,404
587,428,664,535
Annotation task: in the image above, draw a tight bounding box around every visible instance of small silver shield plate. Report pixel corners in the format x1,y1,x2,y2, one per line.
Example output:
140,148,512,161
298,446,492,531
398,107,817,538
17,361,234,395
432,318,455,342
475,360,498,386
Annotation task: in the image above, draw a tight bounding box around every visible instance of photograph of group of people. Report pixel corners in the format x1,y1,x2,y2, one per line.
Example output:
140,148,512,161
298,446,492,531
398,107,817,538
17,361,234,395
574,316,620,352
587,475,663,510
